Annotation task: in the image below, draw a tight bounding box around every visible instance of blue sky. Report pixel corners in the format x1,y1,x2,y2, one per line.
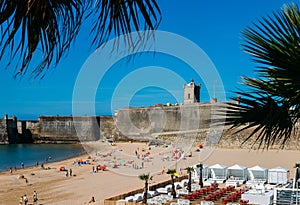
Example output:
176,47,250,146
0,0,296,120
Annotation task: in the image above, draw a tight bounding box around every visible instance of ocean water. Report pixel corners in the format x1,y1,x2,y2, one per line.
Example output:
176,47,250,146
0,144,85,171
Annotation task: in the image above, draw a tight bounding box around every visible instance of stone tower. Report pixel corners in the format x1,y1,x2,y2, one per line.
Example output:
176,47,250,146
183,79,201,104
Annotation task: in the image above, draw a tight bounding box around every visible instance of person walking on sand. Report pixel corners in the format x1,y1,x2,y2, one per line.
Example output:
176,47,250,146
19,196,23,205
25,178,28,184
69,168,72,176
88,196,95,203
21,162,24,169
33,191,38,203
23,194,28,205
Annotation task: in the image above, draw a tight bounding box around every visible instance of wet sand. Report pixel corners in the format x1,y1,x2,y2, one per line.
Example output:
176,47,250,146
1,142,299,205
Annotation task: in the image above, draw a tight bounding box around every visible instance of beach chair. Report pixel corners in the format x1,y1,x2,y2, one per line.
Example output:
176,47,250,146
181,179,189,186
177,189,189,196
141,192,152,199
201,201,214,205
174,182,183,190
165,184,172,192
124,196,134,202
148,190,158,197
226,180,240,187
177,199,190,205
156,187,168,194
191,184,201,191
133,194,143,202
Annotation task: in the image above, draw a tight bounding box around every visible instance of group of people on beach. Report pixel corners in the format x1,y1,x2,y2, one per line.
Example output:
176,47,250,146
8,162,25,173
19,191,37,205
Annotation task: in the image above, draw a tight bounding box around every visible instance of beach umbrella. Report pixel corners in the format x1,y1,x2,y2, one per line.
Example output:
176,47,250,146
59,166,66,171
100,165,106,171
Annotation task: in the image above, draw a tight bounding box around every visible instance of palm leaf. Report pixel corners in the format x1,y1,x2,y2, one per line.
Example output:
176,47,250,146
225,3,300,149
166,169,176,174
90,0,161,49
0,0,85,78
185,167,194,173
225,92,295,149
139,173,152,181
0,0,161,78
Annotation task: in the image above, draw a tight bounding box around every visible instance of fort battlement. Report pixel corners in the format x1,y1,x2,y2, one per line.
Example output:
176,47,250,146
0,102,221,144
1,79,299,149
1,103,300,150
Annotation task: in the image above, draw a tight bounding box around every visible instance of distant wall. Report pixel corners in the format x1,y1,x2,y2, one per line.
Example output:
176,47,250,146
2,103,300,149
114,103,215,141
24,116,126,143
31,116,100,143
23,103,217,143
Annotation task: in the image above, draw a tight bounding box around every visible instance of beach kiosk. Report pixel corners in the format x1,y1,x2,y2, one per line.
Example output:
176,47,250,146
268,166,289,184
227,164,248,181
192,164,209,181
208,164,228,183
226,164,248,187
247,165,268,184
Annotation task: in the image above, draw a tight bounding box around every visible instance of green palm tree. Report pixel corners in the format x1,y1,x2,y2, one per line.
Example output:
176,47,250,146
224,3,300,149
166,169,177,198
186,167,194,192
138,173,153,204
0,0,161,78
197,163,204,188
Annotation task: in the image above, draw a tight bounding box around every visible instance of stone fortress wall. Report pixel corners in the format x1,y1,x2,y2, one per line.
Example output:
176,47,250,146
0,102,216,144
1,79,299,149
1,102,299,150
0,115,120,144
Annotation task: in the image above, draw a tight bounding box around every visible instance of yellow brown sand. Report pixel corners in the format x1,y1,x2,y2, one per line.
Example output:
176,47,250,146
0,142,299,205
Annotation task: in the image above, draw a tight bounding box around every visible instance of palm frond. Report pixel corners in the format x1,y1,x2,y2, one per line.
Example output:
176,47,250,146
0,0,85,78
90,0,161,49
139,173,151,180
186,167,194,173
0,0,161,78
225,3,300,149
225,92,296,149
166,169,176,175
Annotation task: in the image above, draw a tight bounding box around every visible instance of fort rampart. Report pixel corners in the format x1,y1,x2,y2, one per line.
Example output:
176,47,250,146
1,103,299,150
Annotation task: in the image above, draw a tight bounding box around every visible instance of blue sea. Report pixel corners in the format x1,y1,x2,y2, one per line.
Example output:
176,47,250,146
0,144,85,171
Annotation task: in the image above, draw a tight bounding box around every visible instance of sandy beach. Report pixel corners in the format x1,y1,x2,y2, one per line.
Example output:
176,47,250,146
1,142,300,205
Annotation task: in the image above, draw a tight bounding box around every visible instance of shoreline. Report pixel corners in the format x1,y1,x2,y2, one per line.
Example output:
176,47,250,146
0,143,85,172
0,150,88,174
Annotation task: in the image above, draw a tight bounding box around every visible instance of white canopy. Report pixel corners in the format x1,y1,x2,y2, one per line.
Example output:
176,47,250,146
249,165,267,172
209,163,227,169
248,165,268,181
269,166,289,172
209,164,228,179
268,166,289,184
227,164,248,181
228,164,247,170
